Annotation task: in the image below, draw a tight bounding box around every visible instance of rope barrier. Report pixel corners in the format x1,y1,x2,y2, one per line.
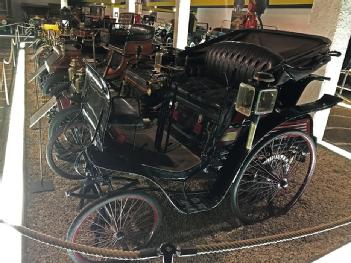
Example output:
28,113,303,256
1,215,351,262
3,39,15,65
182,214,351,256
0,220,159,261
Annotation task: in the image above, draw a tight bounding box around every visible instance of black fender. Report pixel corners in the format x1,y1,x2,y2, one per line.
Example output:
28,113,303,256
210,94,342,202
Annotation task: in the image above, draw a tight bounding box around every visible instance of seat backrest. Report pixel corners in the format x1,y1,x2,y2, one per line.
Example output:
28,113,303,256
82,64,111,151
128,25,155,41
108,25,155,46
204,41,283,86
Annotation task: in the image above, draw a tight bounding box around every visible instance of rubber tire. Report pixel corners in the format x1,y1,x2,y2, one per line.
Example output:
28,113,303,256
46,121,88,180
66,191,162,263
48,106,81,139
230,130,316,224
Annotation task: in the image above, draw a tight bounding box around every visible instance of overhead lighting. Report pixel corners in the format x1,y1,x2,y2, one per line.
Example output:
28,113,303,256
173,7,176,12
111,0,115,3
154,6,157,8
101,3,104,6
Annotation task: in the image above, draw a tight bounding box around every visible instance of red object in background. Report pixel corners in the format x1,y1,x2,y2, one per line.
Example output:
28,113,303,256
192,122,203,135
243,14,258,29
192,115,204,135
134,14,142,24
111,127,127,144
57,96,71,110
172,110,179,121
241,0,258,29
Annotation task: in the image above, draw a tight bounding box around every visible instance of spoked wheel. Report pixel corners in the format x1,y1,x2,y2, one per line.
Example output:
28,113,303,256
48,106,82,138
46,121,92,180
67,191,162,263
231,130,316,224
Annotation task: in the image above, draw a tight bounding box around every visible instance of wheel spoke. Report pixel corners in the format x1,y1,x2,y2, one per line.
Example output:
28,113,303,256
233,131,315,223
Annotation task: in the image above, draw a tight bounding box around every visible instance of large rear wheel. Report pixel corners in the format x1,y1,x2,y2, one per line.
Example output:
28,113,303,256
67,191,162,263
231,130,316,224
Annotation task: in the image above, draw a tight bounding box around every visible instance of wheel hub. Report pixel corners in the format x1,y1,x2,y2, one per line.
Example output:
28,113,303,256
278,178,288,189
114,231,125,240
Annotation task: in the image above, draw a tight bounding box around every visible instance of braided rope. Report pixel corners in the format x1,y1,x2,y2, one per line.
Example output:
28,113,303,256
1,215,351,260
0,220,158,260
185,215,351,255
3,39,15,65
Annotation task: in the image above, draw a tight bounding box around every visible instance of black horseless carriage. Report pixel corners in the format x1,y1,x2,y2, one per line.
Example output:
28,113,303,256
46,29,341,262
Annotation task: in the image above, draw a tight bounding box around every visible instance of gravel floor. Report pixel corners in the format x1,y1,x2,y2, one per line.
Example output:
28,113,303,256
23,53,351,263
324,106,351,152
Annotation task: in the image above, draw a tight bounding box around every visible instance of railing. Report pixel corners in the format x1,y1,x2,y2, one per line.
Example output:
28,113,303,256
338,69,351,99
0,23,35,106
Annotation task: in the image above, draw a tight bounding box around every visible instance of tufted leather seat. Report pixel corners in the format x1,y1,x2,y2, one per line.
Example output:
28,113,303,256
108,25,155,46
176,41,283,112
204,41,283,85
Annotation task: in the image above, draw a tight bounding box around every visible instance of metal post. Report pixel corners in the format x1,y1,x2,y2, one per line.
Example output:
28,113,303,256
12,40,16,68
339,69,351,96
173,0,191,49
3,63,9,105
93,33,97,67
160,243,176,263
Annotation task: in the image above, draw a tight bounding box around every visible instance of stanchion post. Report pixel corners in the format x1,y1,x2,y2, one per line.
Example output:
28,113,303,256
160,243,176,263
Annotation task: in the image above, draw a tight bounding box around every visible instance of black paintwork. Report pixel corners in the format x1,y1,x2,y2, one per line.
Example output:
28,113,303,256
78,29,341,214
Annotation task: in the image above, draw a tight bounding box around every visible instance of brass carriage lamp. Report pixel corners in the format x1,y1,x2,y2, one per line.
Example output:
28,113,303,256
235,72,278,150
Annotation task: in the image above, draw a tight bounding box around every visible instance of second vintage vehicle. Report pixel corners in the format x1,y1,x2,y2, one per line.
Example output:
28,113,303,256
45,29,341,262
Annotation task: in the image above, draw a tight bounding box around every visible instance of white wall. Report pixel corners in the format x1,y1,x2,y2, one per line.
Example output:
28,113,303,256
196,7,312,33
156,12,175,23
141,11,174,24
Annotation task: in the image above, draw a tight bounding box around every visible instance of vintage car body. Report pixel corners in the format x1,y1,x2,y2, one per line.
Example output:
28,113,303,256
44,30,343,257
53,29,341,213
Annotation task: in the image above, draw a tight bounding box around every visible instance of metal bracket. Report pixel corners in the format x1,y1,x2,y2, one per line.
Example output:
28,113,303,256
30,180,55,193
29,96,57,128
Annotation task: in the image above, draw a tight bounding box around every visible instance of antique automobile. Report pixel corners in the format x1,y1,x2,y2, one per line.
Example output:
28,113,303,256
154,23,173,46
188,22,210,47
45,29,342,259
29,24,156,140
208,27,233,40
31,41,82,95
32,23,154,94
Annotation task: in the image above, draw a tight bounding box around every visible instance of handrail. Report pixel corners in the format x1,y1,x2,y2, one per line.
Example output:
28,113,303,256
0,23,34,106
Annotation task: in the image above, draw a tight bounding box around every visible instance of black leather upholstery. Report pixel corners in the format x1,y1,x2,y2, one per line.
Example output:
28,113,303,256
109,25,155,46
175,41,282,115
129,25,155,41
204,41,283,86
110,97,143,126
177,78,230,111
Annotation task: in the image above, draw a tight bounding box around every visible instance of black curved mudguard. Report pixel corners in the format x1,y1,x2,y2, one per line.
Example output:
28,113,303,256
254,94,342,141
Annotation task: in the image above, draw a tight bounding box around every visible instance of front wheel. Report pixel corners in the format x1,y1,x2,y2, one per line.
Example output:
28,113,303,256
67,191,162,263
46,121,92,180
231,130,316,224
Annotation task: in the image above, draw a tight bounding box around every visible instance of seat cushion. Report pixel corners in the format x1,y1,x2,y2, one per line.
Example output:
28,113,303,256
110,97,143,126
176,77,229,111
